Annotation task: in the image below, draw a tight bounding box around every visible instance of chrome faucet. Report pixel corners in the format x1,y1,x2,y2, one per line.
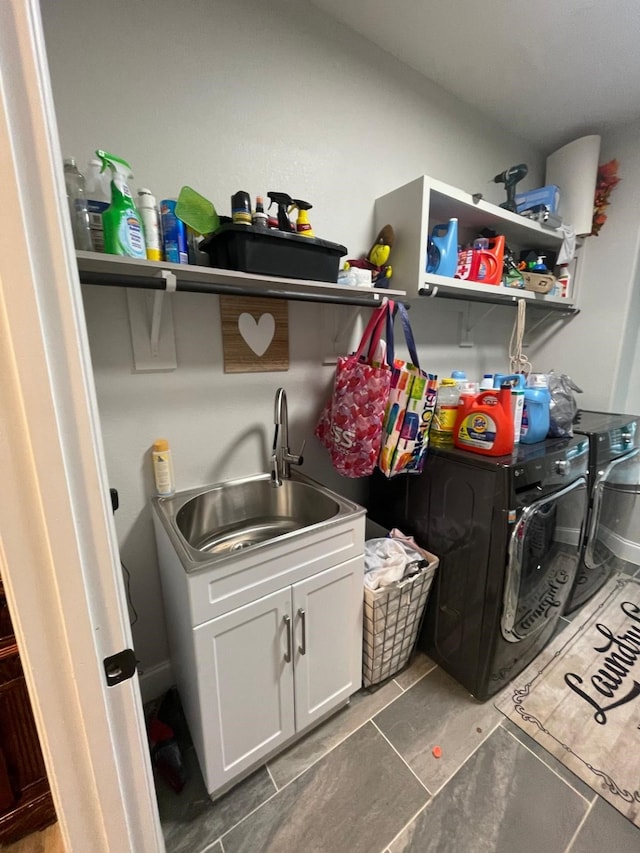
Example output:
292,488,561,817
271,388,305,486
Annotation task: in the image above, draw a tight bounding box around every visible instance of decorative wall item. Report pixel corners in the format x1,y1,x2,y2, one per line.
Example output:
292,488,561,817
591,159,621,236
220,296,289,373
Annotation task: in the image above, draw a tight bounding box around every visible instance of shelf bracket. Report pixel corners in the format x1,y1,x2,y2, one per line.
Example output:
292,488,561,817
322,305,365,365
522,308,573,347
126,270,177,372
458,303,498,347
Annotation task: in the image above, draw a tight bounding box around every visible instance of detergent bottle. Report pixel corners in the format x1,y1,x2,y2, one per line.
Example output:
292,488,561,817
454,384,514,456
520,374,551,444
493,374,525,444
426,218,458,278
96,150,146,258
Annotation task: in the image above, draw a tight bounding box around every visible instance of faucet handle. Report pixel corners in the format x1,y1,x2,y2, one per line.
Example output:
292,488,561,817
288,439,305,467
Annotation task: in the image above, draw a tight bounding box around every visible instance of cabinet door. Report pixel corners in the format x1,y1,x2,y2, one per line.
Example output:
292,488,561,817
292,557,364,731
193,587,295,794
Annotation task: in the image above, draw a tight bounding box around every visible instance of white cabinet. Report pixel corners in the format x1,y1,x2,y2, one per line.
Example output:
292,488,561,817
193,559,362,794
375,175,576,310
154,504,366,800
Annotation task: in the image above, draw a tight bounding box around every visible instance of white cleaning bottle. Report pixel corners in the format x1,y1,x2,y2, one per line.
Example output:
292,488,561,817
137,189,163,261
152,439,175,497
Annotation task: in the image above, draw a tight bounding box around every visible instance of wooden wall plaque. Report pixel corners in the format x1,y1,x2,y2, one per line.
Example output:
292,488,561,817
220,296,289,373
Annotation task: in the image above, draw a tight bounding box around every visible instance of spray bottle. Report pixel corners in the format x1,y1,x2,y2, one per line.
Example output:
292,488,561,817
267,191,293,231
289,199,315,238
95,150,147,259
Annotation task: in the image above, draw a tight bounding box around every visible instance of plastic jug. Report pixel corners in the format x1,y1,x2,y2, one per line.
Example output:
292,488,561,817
426,218,458,278
520,375,551,444
454,384,514,456
493,374,525,444
474,235,505,285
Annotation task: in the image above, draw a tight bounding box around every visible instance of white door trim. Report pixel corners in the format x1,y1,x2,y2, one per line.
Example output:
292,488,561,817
0,2,163,849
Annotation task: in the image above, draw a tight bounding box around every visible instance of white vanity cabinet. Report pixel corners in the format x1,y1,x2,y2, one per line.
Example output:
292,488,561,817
375,175,574,309
193,558,362,793
153,504,365,799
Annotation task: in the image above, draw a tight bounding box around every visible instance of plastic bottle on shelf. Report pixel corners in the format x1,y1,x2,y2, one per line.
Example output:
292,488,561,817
84,158,111,252
430,378,460,448
95,150,146,258
137,189,163,261
479,373,495,390
520,374,551,444
152,439,175,497
555,265,571,298
252,196,268,228
450,370,467,391
63,158,92,251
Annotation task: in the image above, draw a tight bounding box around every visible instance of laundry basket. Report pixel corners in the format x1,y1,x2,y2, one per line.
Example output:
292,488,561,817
362,538,438,688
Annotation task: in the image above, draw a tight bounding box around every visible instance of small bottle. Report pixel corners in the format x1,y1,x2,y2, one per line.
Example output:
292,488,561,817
231,190,252,226
137,189,163,261
450,370,467,390
152,439,175,497
479,373,495,391
252,196,268,228
85,158,111,252
63,158,92,251
430,378,460,448
556,264,571,298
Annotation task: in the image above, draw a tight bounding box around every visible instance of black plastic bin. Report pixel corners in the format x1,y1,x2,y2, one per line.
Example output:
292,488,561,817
199,224,347,282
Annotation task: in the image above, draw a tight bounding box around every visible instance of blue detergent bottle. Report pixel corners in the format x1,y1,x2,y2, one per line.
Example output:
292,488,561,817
520,374,551,444
426,218,458,277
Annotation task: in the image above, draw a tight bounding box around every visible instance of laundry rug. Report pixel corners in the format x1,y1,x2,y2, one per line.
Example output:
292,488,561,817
495,574,640,828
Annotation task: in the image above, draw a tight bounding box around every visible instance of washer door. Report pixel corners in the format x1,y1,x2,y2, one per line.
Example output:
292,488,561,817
502,477,587,642
585,448,640,572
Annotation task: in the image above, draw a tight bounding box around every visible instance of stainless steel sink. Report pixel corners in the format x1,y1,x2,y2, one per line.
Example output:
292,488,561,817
152,472,364,571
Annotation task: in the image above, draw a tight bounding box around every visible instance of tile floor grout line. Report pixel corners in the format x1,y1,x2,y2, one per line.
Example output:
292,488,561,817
429,713,503,798
563,795,596,853
501,723,594,805
392,660,438,693
380,797,432,852
371,718,434,797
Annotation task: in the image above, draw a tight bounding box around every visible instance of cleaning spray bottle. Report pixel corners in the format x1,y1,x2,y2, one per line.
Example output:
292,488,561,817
95,150,147,259
289,199,315,237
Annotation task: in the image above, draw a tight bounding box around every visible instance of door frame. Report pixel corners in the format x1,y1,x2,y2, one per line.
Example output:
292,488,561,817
0,2,163,849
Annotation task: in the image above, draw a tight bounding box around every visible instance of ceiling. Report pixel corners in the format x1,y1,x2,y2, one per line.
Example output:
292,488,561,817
309,0,640,153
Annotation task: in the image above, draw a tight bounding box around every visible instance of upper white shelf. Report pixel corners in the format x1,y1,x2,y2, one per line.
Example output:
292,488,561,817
375,175,574,311
75,251,407,308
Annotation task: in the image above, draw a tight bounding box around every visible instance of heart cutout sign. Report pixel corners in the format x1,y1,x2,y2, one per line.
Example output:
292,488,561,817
238,312,275,357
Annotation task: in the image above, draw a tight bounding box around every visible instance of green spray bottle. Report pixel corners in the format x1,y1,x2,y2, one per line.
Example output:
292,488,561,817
95,150,146,259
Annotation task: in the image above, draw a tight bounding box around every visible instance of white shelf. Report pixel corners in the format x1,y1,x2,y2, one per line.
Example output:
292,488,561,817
75,251,407,308
375,175,574,312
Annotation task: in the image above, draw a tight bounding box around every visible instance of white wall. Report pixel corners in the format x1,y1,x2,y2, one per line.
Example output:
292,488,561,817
530,119,640,412
42,0,547,687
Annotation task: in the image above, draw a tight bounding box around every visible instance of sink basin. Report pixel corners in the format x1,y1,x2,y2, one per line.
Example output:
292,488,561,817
152,472,364,571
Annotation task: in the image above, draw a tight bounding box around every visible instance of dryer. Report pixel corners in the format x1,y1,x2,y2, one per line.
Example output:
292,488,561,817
368,435,589,701
565,409,640,613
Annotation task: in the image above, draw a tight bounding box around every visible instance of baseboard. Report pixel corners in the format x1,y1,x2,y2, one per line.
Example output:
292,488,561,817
137,658,174,704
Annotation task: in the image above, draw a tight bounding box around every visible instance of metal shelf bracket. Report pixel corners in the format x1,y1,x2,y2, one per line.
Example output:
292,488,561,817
458,303,498,347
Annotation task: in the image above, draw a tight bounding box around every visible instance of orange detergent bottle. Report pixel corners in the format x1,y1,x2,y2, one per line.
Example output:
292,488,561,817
453,384,514,456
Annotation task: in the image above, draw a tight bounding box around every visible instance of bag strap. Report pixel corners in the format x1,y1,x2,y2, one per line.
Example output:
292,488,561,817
386,302,420,369
355,298,395,365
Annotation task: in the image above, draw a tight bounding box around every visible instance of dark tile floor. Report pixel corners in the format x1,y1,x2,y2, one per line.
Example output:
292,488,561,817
152,608,640,853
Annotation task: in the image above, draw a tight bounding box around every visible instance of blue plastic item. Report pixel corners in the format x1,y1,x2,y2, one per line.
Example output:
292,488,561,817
493,373,526,390
520,386,551,444
426,218,458,277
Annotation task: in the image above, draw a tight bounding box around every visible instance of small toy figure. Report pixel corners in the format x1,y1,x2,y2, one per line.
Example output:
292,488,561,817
344,224,395,286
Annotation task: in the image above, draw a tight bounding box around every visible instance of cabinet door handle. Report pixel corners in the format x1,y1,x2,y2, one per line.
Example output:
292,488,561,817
283,614,292,663
298,608,306,655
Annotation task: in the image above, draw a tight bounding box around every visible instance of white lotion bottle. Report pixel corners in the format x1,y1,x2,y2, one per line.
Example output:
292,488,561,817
152,438,175,496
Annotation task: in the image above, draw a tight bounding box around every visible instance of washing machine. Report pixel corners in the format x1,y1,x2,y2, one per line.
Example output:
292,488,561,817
368,435,589,701
564,409,640,614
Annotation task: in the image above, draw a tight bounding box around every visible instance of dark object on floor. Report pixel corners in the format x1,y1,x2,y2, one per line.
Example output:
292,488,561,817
148,686,192,791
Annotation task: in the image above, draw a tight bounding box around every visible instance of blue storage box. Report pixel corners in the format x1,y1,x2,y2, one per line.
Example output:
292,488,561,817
515,185,560,214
